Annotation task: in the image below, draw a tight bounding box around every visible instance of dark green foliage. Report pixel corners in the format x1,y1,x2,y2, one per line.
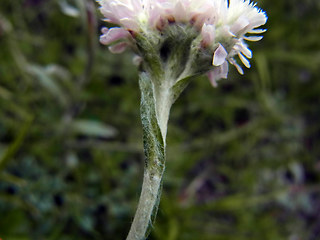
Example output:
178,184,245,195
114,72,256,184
0,0,319,239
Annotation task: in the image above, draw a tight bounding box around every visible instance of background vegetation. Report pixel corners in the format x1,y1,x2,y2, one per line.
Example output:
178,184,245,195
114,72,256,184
0,0,320,239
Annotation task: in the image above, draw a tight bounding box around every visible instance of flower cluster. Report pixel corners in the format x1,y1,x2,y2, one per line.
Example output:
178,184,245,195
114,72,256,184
97,0,267,86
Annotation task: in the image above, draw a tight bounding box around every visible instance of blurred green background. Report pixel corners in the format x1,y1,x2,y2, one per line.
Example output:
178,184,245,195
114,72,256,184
0,0,320,239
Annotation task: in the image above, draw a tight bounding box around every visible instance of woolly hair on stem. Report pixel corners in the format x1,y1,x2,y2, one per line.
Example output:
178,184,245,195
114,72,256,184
126,26,207,240
126,72,167,240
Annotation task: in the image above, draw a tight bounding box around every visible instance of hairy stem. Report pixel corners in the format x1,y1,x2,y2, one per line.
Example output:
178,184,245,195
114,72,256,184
126,72,171,240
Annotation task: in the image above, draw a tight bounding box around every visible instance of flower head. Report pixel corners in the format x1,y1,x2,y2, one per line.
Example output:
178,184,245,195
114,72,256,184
97,0,267,85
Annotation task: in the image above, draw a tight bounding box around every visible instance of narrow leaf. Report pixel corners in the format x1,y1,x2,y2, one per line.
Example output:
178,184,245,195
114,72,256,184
72,119,117,138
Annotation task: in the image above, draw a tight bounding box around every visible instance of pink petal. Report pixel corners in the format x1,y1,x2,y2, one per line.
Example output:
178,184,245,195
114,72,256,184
120,18,139,31
213,44,228,66
201,24,215,46
100,27,130,45
173,1,187,22
214,61,229,79
207,61,229,87
149,9,162,28
132,55,143,66
207,70,218,87
108,42,128,54
110,2,134,20
101,27,109,34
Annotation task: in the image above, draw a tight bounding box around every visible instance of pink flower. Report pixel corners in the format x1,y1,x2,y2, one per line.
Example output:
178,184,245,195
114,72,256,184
97,0,267,85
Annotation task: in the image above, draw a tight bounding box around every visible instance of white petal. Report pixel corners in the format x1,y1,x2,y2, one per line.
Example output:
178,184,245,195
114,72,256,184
220,25,236,38
249,15,268,29
248,28,267,34
230,16,249,34
235,64,244,75
108,42,128,53
233,41,252,59
244,36,263,41
240,44,252,59
213,44,228,66
238,53,251,68
229,59,244,75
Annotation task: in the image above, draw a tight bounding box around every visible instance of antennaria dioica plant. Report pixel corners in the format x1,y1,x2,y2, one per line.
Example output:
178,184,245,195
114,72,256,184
96,0,267,239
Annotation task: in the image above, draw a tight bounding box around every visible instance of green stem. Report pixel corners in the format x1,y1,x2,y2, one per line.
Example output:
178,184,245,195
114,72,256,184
126,72,171,240
126,27,196,238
